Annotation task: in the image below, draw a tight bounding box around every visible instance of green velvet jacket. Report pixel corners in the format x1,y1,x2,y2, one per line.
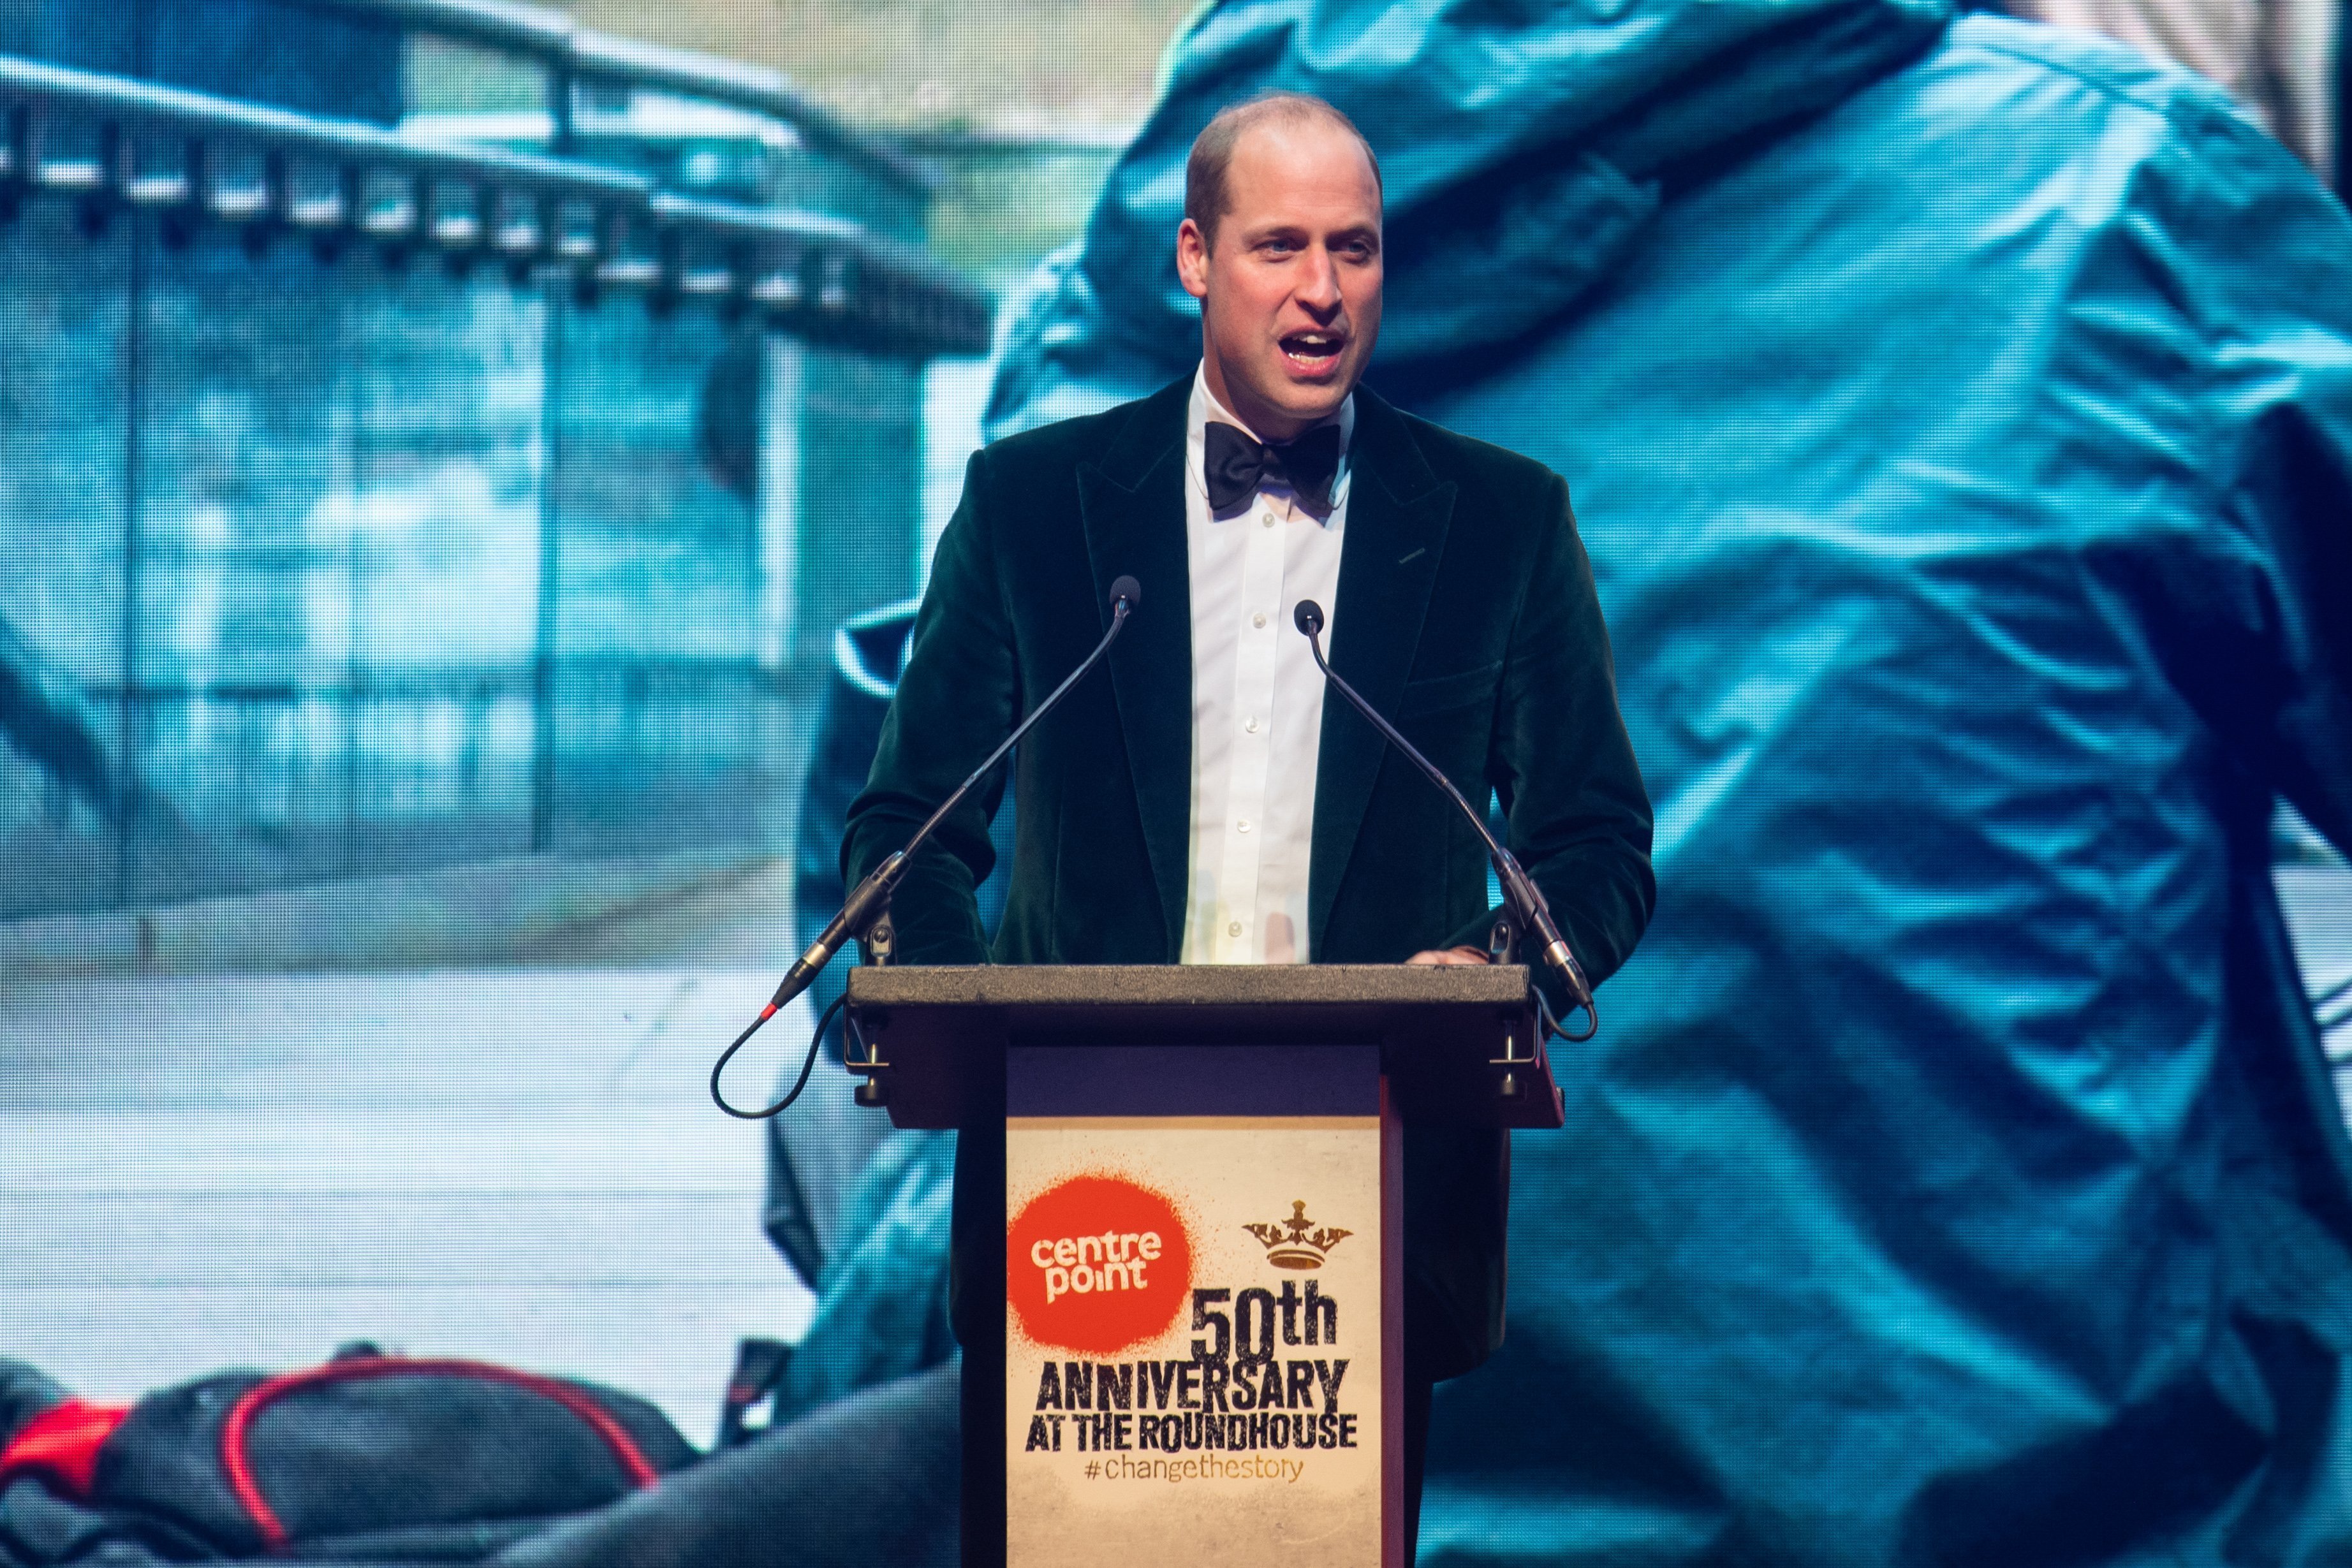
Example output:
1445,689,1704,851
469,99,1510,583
844,376,1655,1375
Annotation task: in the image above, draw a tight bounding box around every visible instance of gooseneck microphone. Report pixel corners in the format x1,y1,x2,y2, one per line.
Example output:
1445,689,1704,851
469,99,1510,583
1293,599,1598,1041
711,575,1143,1118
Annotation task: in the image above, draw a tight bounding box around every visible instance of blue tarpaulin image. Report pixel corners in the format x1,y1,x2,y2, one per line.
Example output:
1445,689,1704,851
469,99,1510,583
7,0,2344,1560
793,0,2352,1559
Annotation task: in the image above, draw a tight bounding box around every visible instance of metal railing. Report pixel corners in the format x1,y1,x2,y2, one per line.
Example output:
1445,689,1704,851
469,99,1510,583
0,52,990,356
288,0,934,194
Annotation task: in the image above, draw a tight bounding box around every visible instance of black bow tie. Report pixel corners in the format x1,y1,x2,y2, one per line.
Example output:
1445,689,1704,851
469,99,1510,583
1204,420,1344,515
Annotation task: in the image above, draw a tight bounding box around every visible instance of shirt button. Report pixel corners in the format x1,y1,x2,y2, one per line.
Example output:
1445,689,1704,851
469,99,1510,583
1227,920,1243,937
1237,819,1252,833
1252,612,1267,629
1244,716,1260,733
1261,513,1277,529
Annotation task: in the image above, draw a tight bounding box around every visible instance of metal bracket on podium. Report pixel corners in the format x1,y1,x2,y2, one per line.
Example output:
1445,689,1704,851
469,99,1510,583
1487,1018,1542,1101
851,906,895,1108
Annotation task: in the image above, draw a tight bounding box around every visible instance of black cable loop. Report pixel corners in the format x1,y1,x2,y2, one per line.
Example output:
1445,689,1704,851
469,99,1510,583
1535,982,1599,1046
710,988,848,1121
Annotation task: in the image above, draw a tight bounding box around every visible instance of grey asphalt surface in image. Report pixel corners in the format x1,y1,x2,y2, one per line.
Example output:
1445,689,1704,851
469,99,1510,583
0,861,836,1445
3,859,2348,1448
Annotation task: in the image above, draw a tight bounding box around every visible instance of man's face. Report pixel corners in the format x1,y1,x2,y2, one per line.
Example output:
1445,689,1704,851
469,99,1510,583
1177,116,1383,442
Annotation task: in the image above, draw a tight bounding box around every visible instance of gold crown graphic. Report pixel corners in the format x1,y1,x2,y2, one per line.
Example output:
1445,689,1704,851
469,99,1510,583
1243,1201,1352,1270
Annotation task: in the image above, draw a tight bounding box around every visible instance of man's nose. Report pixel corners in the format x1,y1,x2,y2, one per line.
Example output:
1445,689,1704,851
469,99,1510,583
1295,245,1342,312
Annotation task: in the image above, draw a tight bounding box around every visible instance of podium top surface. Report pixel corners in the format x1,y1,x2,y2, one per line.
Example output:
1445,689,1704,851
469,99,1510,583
846,962,1530,1011
842,964,1562,1129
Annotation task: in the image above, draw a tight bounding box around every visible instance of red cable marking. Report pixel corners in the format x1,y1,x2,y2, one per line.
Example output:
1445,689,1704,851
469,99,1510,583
219,1356,660,1550
0,1398,133,1496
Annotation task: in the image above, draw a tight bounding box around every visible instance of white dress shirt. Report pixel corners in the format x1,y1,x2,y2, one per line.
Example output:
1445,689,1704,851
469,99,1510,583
1178,364,1354,965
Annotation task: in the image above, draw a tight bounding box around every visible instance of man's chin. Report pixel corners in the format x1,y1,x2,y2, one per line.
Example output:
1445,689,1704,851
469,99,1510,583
1249,371,1354,429
1212,349,1363,434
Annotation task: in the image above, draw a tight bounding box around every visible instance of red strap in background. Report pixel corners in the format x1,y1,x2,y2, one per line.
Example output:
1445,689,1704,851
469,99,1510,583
0,1398,133,1497
219,1356,662,1550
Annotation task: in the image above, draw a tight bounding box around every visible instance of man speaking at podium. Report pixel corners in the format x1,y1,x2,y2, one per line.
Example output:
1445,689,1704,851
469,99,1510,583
842,91,1655,1548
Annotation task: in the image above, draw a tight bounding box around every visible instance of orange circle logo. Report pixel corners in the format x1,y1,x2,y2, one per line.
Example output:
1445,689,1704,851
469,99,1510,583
1006,1175,1192,1355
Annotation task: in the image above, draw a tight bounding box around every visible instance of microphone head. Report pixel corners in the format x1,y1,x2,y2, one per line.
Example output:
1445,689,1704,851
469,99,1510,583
1109,575,1142,612
1293,599,1325,636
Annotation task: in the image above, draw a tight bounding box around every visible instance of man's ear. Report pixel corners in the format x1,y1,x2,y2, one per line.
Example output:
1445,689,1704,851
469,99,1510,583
1175,217,1210,302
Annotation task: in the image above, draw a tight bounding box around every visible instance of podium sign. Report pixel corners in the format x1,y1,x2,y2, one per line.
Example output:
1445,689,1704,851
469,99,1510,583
1003,1044,1400,1566
845,964,1557,1568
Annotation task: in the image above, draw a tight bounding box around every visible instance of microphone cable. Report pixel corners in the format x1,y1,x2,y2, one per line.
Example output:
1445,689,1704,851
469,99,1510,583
709,575,1142,1119
710,988,849,1122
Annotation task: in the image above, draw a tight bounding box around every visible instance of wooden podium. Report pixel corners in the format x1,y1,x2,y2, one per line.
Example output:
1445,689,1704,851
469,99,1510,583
843,964,1562,1568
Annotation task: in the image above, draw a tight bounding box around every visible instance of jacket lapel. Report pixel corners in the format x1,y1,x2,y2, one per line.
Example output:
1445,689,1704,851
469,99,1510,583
1310,386,1457,955
1078,377,1194,958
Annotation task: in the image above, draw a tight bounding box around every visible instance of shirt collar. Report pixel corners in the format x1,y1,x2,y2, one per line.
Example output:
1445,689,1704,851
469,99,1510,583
1185,362,1354,517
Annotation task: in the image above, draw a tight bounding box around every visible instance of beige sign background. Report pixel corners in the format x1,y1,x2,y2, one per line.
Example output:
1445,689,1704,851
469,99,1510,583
1004,1115,1385,1567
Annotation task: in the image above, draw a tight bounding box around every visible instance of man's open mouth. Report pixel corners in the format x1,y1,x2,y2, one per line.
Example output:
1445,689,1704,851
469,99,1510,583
1281,330,1346,370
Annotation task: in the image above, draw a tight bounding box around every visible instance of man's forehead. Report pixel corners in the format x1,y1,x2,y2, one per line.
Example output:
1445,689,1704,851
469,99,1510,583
1223,121,1382,224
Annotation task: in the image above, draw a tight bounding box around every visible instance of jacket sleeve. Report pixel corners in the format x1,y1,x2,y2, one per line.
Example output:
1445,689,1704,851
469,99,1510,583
839,450,1020,965
1444,472,1657,989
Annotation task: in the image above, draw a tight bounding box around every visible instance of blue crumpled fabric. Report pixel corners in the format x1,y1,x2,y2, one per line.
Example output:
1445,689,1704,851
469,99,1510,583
770,1127,958,1424
964,1,2352,1563
985,0,1947,427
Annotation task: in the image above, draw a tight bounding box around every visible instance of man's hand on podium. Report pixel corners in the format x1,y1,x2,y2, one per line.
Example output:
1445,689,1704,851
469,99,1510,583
1406,946,1494,965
